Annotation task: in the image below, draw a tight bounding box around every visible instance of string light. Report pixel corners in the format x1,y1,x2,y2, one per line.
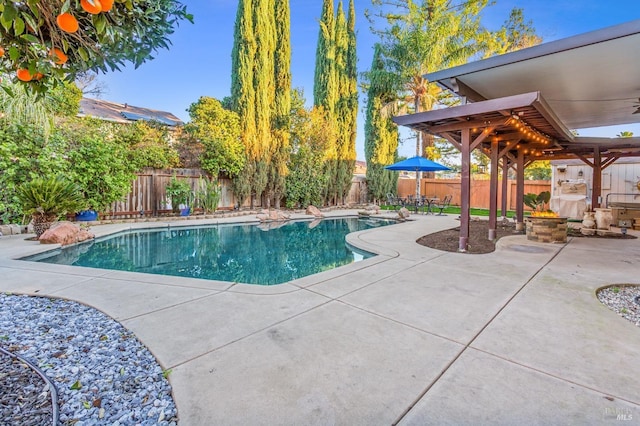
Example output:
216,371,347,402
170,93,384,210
507,117,551,145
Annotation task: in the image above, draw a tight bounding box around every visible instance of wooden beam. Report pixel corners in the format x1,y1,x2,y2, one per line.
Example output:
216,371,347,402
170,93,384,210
471,127,494,151
516,149,525,231
576,153,593,166
441,132,462,151
489,138,499,241
498,140,519,158
449,77,486,102
428,118,507,134
602,156,618,170
393,92,542,127
459,128,471,252
592,146,602,209
501,158,509,217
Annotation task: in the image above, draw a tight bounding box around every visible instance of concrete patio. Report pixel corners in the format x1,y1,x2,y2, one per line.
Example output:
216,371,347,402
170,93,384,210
0,211,638,425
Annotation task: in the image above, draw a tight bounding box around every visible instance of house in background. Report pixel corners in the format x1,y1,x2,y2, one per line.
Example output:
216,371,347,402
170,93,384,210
79,98,184,127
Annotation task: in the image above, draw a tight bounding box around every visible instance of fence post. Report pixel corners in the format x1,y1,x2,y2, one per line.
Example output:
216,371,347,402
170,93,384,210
151,169,158,216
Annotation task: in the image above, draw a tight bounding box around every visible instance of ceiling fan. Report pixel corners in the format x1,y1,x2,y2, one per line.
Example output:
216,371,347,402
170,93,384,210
634,98,640,114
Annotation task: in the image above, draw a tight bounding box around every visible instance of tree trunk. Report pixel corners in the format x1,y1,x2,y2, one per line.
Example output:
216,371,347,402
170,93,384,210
32,213,57,237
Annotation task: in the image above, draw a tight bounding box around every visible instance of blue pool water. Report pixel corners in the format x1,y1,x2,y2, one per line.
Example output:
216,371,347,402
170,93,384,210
27,217,395,285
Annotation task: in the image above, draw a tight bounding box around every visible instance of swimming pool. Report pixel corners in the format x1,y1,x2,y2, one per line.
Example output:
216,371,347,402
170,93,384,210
26,217,396,285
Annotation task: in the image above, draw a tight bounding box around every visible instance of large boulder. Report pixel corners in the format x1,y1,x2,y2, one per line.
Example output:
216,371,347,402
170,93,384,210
256,209,291,223
305,205,325,218
397,207,411,220
364,204,380,214
39,221,95,246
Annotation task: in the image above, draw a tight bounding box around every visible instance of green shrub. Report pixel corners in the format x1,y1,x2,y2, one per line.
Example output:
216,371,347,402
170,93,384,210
165,175,192,213
196,176,221,214
17,176,85,236
524,191,551,213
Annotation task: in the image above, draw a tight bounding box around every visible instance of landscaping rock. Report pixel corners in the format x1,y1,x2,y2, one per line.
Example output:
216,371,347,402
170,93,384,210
39,221,95,246
256,209,291,222
305,205,325,218
0,224,22,235
397,207,411,220
363,204,380,214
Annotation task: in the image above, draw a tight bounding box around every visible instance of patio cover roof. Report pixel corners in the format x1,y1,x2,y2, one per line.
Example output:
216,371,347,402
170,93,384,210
426,19,640,131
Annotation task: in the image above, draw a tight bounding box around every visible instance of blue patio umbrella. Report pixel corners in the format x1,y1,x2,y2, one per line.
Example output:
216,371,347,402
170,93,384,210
384,156,451,172
385,156,451,200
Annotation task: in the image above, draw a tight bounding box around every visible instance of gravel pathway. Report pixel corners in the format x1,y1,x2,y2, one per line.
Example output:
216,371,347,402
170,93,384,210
597,285,640,327
0,293,178,425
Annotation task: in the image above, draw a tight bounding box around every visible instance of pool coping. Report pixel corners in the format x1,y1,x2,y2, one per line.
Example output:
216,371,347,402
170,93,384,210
10,211,405,292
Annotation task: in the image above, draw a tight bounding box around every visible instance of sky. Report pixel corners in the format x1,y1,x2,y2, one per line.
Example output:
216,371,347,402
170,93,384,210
97,1,640,161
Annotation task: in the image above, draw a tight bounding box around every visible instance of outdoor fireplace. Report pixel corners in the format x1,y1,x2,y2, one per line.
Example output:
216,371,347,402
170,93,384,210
525,214,568,243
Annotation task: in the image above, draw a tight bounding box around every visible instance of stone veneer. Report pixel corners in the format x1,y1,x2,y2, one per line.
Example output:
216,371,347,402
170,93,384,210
525,217,568,243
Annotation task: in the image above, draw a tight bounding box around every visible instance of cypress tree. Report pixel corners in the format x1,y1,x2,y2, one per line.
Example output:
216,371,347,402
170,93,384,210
333,1,351,203
346,0,358,164
364,44,399,203
313,0,339,204
337,0,358,202
269,0,291,208
230,0,257,205
313,0,336,114
250,0,276,207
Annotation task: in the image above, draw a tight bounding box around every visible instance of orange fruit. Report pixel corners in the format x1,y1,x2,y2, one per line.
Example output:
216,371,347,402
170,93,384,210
57,13,79,33
81,0,102,14
16,69,33,82
34,73,44,80
49,48,68,65
100,0,114,12
0,46,4,57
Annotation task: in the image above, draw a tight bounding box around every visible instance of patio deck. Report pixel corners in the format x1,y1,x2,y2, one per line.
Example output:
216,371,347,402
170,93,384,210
0,210,638,425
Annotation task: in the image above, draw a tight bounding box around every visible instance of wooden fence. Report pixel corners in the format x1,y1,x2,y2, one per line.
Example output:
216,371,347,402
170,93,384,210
103,168,368,218
397,177,551,211
104,168,235,218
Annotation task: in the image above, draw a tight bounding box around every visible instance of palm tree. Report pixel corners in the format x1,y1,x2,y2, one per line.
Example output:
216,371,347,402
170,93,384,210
17,176,85,237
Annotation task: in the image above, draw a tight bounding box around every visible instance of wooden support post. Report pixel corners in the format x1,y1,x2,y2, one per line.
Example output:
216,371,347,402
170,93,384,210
501,159,509,217
459,128,471,252
489,139,499,240
592,146,602,209
516,149,525,232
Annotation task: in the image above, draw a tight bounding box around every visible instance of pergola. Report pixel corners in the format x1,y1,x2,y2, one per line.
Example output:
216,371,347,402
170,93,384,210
393,19,640,251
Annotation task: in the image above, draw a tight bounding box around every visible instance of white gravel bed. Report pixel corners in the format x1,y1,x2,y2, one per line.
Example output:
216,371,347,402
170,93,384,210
597,285,640,327
0,293,178,425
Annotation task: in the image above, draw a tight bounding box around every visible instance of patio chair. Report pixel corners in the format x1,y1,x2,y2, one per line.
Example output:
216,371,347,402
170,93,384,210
386,193,400,210
434,195,452,215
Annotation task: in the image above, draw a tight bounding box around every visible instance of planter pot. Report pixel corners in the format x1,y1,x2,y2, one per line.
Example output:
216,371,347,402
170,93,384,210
594,208,612,230
180,207,191,216
582,211,596,229
75,210,98,222
525,217,568,243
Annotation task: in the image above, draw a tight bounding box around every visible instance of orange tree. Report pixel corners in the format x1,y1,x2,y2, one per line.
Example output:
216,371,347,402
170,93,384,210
0,0,191,94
